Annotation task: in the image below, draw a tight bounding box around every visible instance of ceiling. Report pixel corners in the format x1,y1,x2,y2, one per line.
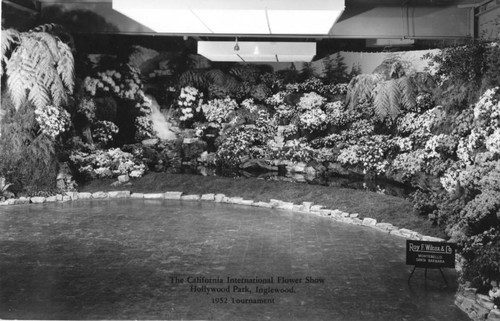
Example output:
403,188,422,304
1,0,484,56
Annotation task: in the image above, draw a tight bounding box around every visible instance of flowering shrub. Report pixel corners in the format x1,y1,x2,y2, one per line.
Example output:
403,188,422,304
392,151,425,179
34,105,71,138
273,138,317,163
201,97,237,126
338,136,392,174
310,133,344,149
298,108,328,131
297,92,326,110
414,93,434,112
459,227,500,289
215,127,256,167
298,77,324,93
134,115,154,141
69,148,146,179
391,136,413,153
83,65,142,100
265,92,287,106
474,87,500,128
325,101,349,126
486,129,500,155
83,64,154,141
451,108,474,137
92,120,119,146
178,86,204,122
424,134,457,158
77,98,96,122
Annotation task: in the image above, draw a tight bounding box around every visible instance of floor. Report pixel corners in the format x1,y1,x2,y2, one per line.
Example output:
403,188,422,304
0,199,469,320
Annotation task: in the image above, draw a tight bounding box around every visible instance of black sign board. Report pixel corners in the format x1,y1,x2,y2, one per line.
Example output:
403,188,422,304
406,240,456,269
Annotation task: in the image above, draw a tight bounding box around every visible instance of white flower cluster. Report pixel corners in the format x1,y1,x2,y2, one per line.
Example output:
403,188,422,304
325,101,348,126
424,134,457,158
299,108,328,131
392,136,413,152
474,87,500,128
77,98,96,121
240,98,259,113
337,136,391,174
34,105,70,138
178,86,203,121
456,138,473,164
70,148,146,179
134,116,154,141
92,120,119,145
265,92,286,106
297,92,326,110
486,129,500,155
83,66,142,100
440,168,461,194
201,97,237,125
392,151,426,178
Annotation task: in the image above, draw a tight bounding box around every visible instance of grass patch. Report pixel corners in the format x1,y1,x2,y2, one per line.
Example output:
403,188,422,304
79,172,445,239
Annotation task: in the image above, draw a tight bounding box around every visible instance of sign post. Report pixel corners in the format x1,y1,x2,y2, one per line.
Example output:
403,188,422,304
406,240,456,285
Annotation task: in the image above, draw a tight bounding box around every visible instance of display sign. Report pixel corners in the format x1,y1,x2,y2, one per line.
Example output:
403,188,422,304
406,240,456,269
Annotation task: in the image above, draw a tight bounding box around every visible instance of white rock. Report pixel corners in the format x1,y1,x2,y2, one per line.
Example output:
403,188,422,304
310,205,324,212
108,191,130,198
362,218,377,226
277,202,294,210
164,191,183,199
131,193,144,198
302,202,313,211
117,174,130,183
92,191,108,199
30,197,46,204
201,193,215,201
214,194,226,202
143,193,164,199
181,194,200,201
46,196,57,202
78,192,92,199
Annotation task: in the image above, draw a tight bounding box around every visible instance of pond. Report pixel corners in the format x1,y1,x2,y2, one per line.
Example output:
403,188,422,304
0,199,467,320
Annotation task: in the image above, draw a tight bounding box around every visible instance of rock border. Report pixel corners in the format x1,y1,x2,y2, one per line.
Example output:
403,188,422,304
1,190,497,321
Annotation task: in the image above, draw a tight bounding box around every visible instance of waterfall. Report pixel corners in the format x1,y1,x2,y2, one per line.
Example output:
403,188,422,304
148,95,177,141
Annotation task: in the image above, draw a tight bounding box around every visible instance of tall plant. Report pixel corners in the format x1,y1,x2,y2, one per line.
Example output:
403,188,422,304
0,24,74,193
1,24,74,110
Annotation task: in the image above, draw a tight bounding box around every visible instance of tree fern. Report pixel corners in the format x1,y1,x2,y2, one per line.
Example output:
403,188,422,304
1,29,20,78
345,73,384,108
1,26,74,111
373,76,417,120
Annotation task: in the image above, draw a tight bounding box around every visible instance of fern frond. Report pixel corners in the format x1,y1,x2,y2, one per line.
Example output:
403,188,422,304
30,32,61,61
56,41,74,93
28,83,51,110
1,29,20,77
411,72,437,93
373,79,403,120
397,77,417,111
388,79,402,118
6,51,28,110
346,74,383,108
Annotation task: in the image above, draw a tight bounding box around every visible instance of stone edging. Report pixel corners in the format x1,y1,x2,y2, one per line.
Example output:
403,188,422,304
1,190,498,321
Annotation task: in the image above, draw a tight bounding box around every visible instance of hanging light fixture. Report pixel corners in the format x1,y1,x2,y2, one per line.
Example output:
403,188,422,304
112,0,345,35
198,41,316,62
234,37,240,51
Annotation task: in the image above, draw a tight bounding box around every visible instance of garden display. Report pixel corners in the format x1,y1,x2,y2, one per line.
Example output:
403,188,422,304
1,23,500,313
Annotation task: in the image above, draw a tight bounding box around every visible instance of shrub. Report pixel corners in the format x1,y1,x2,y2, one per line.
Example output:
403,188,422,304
69,148,146,180
460,227,500,289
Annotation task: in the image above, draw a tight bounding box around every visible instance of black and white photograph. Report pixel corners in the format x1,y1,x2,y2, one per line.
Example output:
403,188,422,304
1,0,499,320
